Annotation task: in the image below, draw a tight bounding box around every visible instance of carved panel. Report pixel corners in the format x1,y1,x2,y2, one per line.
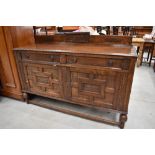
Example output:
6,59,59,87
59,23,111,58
23,63,62,98
69,68,119,109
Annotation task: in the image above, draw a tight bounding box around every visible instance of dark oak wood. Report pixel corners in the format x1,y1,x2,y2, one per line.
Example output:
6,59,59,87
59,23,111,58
14,35,137,128
34,32,132,45
0,26,35,100
28,95,120,127
119,114,128,129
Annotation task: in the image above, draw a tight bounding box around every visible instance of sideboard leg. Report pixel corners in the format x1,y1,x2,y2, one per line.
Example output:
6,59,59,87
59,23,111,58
119,114,127,129
23,93,29,103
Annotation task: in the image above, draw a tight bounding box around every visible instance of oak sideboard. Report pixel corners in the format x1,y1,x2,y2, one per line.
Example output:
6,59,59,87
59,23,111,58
14,34,137,128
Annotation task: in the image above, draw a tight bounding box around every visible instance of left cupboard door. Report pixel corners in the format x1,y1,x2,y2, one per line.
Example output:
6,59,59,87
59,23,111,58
22,62,64,99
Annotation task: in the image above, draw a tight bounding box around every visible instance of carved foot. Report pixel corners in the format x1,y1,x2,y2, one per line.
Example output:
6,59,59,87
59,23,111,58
23,93,29,103
119,114,127,129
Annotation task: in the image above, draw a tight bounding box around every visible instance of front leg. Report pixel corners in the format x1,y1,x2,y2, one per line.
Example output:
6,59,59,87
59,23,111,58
23,92,29,103
119,114,127,129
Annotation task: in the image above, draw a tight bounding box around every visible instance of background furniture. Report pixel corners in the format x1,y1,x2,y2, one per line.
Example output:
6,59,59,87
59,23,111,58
0,26,35,100
33,26,48,36
33,26,56,36
14,35,136,128
56,26,79,32
112,26,119,35
96,26,110,35
132,38,155,68
62,26,79,31
133,26,153,37
100,26,153,37
141,42,154,66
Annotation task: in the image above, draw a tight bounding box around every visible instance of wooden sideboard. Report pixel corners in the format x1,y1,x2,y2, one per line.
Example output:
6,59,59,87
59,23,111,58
14,34,137,128
0,26,35,100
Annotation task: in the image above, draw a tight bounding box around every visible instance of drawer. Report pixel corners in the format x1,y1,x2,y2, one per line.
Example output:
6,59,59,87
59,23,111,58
66,55,130,70
21,52,61,63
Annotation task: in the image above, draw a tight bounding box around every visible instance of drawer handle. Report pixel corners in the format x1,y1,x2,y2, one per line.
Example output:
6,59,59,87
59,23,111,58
51,55,54,59
108,60,113,67
60,55,66,64
68,57,77,63
25,55,30,59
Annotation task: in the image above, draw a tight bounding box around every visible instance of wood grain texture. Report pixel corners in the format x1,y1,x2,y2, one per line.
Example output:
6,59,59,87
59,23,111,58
0,26,35,100
14,34,137,128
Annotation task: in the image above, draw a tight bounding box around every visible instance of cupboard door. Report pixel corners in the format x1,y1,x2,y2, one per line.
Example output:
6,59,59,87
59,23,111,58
68,66,122,109
23,63,63,98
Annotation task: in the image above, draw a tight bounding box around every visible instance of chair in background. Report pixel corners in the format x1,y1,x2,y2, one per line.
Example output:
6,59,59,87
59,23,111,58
96,26,105,35
105,26,110,35
141,42,154,66
96,26,110,35
122,26,130,35
112,26,119,35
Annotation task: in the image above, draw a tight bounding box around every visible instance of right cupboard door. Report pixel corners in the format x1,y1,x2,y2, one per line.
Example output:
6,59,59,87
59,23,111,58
67,66,123,110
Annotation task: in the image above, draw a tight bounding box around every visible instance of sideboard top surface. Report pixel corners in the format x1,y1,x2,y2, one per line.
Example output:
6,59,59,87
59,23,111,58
14,42,137,57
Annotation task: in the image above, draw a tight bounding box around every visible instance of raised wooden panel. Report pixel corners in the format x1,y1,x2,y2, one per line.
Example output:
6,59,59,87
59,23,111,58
23,63,63,98
69,67,120,109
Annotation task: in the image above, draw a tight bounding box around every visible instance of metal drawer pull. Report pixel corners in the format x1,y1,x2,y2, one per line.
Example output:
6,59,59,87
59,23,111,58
108,60,113,67
68,57,77,63
51,55,54,59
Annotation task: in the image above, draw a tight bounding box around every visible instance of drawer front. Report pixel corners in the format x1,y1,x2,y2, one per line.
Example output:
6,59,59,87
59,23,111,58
20,51,130,70
23,63,63,98
21,51,61,63
66,55,130,70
